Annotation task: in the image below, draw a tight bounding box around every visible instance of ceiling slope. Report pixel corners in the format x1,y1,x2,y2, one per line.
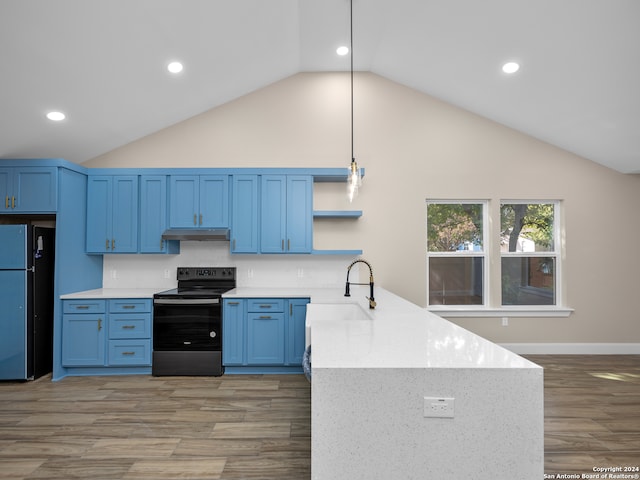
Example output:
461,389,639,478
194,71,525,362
1,0,639,173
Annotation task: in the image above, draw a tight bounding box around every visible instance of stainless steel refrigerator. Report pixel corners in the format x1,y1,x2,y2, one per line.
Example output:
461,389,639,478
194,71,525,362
0,224,55,380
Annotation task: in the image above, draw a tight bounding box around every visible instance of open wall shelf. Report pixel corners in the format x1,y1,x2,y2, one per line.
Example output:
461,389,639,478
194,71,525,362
313,210,362,219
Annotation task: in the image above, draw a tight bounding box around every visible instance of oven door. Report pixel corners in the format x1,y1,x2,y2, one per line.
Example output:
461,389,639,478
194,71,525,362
153,298,222,351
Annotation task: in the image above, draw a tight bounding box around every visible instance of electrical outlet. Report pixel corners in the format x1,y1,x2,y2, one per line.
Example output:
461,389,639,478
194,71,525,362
110,269,117,279
297,268,304,278
502,317,509,327
164,269,171,279
247,268,254,279
423,397,455,418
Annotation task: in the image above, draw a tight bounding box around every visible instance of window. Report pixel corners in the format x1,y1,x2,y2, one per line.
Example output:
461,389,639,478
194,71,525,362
426,202,486,305
427,199,565,315
500,202,559,306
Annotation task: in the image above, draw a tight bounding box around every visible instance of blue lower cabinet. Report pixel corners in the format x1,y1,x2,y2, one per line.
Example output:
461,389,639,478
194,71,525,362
61,298,151,374
223,297,309,373
222,299,245,365
108,339,151,365
61,313,106,366
247,313,285,364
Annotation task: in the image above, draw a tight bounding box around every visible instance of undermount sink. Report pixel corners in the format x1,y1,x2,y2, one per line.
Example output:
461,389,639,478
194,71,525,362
305,302,372,348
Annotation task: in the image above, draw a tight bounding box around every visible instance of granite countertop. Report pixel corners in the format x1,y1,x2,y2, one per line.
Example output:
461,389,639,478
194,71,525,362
60,288,162,299
307,287,541,370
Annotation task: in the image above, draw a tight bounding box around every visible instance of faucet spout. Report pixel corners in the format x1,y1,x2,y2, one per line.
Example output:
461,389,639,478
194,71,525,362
344,259,376,309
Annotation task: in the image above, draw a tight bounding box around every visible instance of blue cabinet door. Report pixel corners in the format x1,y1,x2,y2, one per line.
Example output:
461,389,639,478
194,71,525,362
13,167,58,212
247,312,285,364
0,168,10,212
223,299,245,365
260,175,287,253
140,176,178,253
86,176,113,253
230,175,259,253
199,175,229,228
61,314,106,366
0,270,27,380
169,176,199,228
260,175,312,254
286,299,309,366
86,176,138,253
286,176,312,253
0,167,57,213
111,176,138,252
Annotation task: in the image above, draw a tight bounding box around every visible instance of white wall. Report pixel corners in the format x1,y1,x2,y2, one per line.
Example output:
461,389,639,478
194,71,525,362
86,72,640,345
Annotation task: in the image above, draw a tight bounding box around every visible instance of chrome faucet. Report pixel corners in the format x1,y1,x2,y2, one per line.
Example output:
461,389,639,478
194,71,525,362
344,259,376,309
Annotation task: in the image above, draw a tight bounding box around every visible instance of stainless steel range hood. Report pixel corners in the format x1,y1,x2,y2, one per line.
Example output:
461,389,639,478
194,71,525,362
161,228,230,241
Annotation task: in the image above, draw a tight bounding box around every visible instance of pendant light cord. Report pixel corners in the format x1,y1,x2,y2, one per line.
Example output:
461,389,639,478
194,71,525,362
350,0,354,162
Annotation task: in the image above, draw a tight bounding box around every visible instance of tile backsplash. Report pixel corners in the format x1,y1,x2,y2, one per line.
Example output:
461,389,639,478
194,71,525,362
102,242,359,290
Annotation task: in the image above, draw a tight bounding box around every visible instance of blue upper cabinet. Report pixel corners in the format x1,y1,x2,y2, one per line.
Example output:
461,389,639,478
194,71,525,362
139,175,179,254
286,176,313,253
0,166,58,213
87,176,139,253
231,175,259,253
200,175,229,228
260,175,312,254
169,175,229,228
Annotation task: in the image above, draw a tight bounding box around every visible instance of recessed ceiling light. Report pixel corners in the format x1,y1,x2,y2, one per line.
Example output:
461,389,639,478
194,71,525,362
502,62,520,74
46,111,66,121
167,61,184,74
336,46,349,56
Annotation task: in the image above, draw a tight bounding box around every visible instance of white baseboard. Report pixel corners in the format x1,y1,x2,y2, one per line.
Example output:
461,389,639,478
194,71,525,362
500,343,640,355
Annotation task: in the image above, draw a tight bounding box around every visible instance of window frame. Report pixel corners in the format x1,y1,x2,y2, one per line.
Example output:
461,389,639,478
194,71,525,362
500,200,561,308
427,198,572,318
426,200,489,307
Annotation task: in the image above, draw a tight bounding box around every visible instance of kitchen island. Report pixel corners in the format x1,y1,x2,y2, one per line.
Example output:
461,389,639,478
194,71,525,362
307,287,543,480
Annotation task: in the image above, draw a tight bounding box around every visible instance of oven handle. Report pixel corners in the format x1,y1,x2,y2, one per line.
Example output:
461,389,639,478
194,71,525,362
153,298,220,305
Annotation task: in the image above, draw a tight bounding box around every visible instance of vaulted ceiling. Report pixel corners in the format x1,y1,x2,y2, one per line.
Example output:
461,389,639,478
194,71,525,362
2,0,639,172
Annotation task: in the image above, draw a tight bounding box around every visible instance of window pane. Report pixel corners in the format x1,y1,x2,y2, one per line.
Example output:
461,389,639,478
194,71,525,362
500,203,554,252
501,257,555,305
429,257,483,305
427,203,483,252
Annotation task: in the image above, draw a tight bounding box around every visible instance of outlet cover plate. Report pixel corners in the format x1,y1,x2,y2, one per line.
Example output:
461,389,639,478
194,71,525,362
423,397,455,418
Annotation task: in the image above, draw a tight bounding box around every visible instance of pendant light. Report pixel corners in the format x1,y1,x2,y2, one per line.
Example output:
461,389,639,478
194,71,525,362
347,0,361,202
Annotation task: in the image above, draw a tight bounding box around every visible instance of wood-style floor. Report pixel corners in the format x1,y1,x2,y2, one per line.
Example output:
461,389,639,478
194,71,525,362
526,354,640,476
0,355,639,479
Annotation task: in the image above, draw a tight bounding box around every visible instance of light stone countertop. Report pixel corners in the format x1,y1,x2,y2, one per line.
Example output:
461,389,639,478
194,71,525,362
60,288,163,299
307,286,540,370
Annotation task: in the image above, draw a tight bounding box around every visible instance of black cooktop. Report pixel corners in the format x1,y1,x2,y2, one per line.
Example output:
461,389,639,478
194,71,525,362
153,267,236,299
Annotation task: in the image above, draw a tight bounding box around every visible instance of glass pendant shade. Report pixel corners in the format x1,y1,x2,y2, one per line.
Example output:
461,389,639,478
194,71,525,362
347,158,361,202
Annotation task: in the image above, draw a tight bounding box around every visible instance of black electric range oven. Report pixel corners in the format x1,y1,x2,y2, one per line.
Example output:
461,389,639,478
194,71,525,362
152,267,236,376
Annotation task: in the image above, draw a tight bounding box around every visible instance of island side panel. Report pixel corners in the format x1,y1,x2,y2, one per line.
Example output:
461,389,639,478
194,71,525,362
311,366,543,480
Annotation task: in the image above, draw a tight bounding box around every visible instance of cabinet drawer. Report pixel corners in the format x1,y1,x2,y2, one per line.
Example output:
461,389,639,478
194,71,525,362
63,299,106,314
109,299,152,313
108,339,151,365
108,313,151,339
247,299,284,312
